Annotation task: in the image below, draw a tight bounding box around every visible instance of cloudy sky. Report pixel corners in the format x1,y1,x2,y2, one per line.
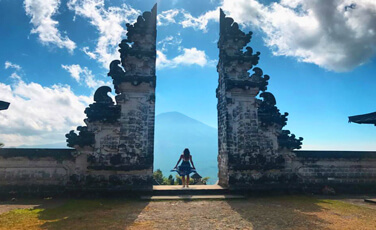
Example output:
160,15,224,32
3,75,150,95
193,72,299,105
0,0,375,150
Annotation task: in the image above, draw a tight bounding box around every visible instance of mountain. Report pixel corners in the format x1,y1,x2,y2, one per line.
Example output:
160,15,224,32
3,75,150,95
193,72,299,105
154,112,218,184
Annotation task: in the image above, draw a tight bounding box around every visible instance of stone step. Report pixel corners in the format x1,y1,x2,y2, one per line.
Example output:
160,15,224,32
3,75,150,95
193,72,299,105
140,195,245,201
152,185,231,196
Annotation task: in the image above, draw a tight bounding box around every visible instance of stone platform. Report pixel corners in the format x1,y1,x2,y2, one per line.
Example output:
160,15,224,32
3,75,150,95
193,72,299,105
142,185,243,200
141,195,244,200
152,185,229,196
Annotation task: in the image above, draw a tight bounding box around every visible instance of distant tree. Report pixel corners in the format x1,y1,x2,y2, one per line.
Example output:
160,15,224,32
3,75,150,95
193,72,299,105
174,175,194,185
175,175,182,185
0,143,3,148
153,169,164,185
154,170,210,185
166,175,175,185
161,175,174,185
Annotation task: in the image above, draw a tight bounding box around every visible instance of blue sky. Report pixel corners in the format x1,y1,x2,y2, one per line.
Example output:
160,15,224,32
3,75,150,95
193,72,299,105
0,0,375,150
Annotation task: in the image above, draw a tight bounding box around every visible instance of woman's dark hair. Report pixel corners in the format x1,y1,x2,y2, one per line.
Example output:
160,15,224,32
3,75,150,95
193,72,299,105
183,148,190,160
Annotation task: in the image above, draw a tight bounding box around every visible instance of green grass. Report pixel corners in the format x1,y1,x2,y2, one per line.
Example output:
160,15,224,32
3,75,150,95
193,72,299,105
0,199,148,230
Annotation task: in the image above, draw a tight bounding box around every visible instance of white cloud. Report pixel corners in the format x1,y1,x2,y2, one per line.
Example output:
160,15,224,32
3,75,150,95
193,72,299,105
158,9,180,26
157,35,182,52
184,0,376,72
0,80,90,147
82,46,97,59
67,0,140,68
61,64,81,81
61,64,109,89
157,8,218,31
157,47,214,69
220,0,265,27
180,8,219,32
24,0,76,52
10,73,22,81
4,61,21,71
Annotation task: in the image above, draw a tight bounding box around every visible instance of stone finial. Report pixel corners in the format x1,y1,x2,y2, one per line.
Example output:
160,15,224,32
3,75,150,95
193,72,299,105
94,86,114,104
218,8,260,67
218,9,266,88
108,4,157,93
84,86,120,123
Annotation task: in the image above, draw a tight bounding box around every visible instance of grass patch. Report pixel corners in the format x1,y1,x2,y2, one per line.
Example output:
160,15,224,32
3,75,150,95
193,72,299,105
0,199,148,230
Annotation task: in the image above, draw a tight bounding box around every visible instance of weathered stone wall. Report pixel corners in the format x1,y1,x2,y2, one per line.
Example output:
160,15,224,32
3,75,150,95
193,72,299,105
289,151,376,192
0,149,79,195
1,148,374,194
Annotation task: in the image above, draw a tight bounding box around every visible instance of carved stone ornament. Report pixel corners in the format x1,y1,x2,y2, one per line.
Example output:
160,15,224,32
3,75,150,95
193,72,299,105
258,92,288,127
108,4,157,94
65,126,95,148
84,86,120,123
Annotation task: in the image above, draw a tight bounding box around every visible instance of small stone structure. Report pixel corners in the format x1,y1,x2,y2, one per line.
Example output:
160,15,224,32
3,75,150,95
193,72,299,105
0,6,375,195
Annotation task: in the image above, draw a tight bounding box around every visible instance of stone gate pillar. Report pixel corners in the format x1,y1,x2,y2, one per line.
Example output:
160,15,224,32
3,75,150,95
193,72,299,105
217,9,302,189
66,4,157,191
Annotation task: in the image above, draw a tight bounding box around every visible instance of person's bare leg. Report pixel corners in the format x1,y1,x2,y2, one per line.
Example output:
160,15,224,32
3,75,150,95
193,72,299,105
182,176,185,188
186,175,190,188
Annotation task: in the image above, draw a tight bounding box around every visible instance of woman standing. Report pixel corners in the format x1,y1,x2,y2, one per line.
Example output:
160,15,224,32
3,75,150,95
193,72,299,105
174,148,196,188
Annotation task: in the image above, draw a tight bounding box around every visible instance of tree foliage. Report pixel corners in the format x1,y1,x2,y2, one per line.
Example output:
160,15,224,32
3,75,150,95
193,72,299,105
153,169,209,185
153,169,164,185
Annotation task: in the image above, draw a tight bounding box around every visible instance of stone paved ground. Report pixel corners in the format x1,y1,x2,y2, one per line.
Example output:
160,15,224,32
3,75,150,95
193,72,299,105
0,196,376,230
127,197,376,230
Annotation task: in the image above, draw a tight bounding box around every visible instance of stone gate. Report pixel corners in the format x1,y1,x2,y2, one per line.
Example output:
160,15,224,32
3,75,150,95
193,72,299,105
1,4,376,195
65,5,303,190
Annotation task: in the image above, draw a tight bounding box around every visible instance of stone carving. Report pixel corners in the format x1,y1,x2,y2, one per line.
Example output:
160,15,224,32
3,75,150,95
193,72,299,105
84,86,120,123
108,4,157,94
218,9,264,84
258,92,288,127
65,126,94,148
107,60,125,93
258,91,303,150
278,130,304,150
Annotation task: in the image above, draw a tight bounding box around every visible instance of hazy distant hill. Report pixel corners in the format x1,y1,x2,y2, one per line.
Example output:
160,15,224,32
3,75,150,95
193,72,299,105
154,112,218,184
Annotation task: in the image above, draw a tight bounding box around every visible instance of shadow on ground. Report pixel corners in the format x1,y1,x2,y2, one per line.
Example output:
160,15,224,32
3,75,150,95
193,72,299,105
0,198,149,230
38,199,148,230
226,196,332,230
